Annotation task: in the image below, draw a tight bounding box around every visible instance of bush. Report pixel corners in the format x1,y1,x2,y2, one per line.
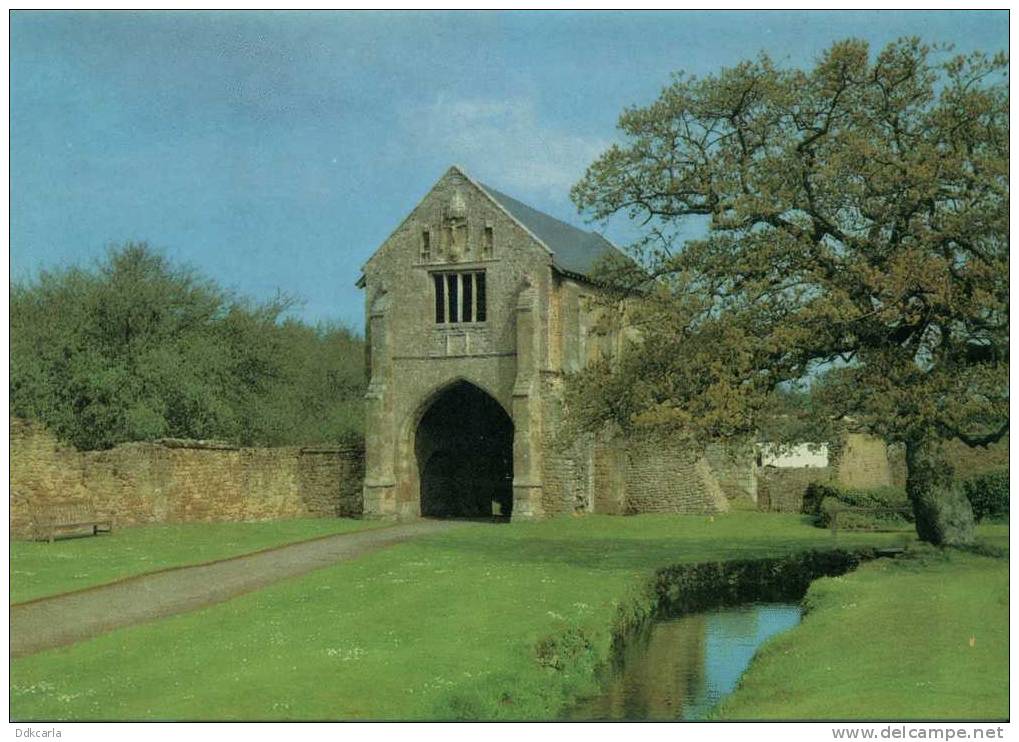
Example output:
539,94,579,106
836,485,910,511
816,496,849,529
802,482,840,516
962,469,1009,522
809,484,911,530
11,244,366,449
803,482,907,513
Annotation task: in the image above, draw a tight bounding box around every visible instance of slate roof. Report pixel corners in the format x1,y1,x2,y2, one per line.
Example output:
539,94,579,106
476,182,627,279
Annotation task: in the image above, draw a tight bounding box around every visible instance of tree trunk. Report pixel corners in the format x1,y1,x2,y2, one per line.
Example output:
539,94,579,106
904,438,975,546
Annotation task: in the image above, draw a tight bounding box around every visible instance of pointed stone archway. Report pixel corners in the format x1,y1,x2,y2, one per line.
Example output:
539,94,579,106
413,380,514,518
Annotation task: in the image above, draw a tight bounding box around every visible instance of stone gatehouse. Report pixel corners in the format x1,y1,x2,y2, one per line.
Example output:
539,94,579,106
357,166,731,521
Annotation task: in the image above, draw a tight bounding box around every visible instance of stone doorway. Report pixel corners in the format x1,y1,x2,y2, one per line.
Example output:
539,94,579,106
414,380,514,518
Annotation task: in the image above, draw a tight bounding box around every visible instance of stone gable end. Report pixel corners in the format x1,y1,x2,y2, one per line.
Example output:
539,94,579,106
359,165,732,521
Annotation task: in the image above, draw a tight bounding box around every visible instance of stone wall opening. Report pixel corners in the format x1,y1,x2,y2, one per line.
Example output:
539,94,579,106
414,381,513,518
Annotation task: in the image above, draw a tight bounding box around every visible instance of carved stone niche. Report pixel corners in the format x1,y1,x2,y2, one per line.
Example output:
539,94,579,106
440,189,469,262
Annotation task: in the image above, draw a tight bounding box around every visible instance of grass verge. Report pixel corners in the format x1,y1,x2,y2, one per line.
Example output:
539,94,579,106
714,546,1008,720
11,512,917,720
10,518,385,603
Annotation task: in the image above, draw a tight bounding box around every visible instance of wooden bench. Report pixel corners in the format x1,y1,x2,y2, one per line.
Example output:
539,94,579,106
30,501,113,543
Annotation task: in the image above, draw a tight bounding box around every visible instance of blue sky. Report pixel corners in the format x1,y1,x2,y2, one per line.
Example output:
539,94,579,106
10,10,1008,328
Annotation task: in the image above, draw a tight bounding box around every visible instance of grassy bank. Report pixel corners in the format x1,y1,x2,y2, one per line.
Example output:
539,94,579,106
715,546,1008,720
11,512,910,720
10,518,385,604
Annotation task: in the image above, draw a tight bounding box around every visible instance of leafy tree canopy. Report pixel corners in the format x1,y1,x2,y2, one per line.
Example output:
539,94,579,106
568,38,1007,544
11,243,365,449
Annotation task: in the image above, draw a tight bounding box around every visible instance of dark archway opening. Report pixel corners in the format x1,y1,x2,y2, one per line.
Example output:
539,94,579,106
415,381,514,519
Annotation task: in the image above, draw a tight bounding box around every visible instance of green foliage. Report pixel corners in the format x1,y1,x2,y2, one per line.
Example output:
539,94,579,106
534,628,596,671
817,497,910,531
568,38,1007,544
757,387,841,450
815,497,841,528
802,482,838,516
836,485,909,511
10,243,365,449
962,468,1009,522
240,318,366,446
806,483,911,530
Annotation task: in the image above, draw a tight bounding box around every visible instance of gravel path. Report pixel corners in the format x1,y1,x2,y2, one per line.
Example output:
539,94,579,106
10,519,468,658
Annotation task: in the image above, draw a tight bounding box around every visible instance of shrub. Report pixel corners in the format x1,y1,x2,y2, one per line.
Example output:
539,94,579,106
962,468,1009,522
817,497,875,529
11,244,366,448
804,482,908,513
836,485,910,512
816,496,839,528
534,628,595,671
810,484,911,530
802,482,840,516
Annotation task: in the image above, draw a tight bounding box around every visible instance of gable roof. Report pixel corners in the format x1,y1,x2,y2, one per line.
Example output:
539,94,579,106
474,180,627,280
357,165,628,287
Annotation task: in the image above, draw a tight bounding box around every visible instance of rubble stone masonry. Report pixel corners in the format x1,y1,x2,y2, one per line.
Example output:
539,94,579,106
9,418,364,539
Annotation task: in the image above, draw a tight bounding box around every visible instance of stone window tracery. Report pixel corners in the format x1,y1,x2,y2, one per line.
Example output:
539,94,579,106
433,271,486,324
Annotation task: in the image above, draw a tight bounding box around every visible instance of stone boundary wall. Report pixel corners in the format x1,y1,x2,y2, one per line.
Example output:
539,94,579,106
759,434,901,512
757,466,833,512
10,418,365,539
541,426,731,516
835,433,894,489
622,437,730,515
704,443,758,503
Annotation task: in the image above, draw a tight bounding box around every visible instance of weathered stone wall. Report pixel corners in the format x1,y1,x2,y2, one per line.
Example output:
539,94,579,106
758,433,904,512
705,443,758,503
10,418,365,538
592,436,627,515
757,466,834,512
622,437,730,515
297,446,366,518
834,433,894,489
10,418,91,536
541,440,592,516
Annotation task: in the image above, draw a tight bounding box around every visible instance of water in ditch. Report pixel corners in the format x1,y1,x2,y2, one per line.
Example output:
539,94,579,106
566,602,802,721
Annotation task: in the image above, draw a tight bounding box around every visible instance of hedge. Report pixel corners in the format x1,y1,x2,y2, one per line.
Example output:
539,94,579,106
962,468,1009,522
805,483,912,530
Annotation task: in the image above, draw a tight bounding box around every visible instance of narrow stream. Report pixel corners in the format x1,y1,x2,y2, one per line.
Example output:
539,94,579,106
566,602,802,721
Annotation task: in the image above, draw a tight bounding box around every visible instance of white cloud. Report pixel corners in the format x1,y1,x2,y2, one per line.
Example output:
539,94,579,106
403,95,609,203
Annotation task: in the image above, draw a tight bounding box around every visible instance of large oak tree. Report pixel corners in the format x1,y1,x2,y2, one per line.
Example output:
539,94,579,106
569,38,1007,545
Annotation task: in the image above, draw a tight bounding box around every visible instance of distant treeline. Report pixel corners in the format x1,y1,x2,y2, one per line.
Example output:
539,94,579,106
11,243,365,450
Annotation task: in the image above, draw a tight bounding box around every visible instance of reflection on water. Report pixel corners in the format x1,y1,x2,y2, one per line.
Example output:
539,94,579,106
566,602,801,721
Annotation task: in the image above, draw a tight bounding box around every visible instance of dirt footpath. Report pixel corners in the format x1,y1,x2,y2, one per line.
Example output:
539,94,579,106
11,518,467,658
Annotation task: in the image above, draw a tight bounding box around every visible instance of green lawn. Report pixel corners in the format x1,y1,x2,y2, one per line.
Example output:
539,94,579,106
11,512,918,721
10,518,385,604
716,545,1008,720
969,522,1010,552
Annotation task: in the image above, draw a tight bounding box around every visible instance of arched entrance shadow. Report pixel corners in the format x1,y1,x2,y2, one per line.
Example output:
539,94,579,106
414,380,514,519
